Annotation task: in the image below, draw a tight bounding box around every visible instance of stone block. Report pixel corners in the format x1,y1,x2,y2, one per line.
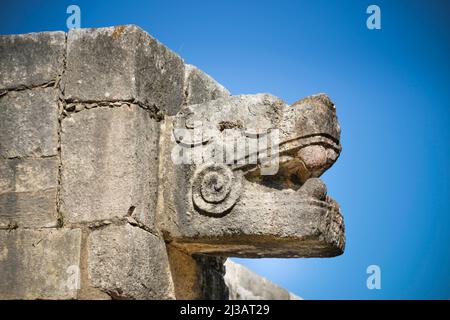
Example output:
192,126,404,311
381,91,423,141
61,104,159,229
184,64,230,106
0,31,65,90
87,224,175,299
0,87,59,158
64,25,184,115
0,158,58,228
0,228,82,299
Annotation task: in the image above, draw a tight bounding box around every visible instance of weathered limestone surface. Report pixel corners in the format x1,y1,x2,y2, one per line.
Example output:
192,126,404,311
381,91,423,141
224,260,297,300
0,31,65,90
0,87,59,158
184,64,230,106
0,228,82,299
87,224,175,299
64,25,185,115
61,104,159,229
0,158,58,228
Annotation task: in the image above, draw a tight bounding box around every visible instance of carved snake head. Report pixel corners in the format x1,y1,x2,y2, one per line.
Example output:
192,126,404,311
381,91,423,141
159,93,345,258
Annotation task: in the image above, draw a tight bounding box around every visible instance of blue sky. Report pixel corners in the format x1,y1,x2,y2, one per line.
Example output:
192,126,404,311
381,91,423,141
1,0,449,299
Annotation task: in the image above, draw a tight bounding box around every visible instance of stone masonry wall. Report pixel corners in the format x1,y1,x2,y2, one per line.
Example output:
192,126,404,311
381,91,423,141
0,26,182,299
0,25,309,300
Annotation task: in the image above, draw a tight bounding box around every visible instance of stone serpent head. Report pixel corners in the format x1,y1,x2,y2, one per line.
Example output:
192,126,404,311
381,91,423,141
159,93,345,258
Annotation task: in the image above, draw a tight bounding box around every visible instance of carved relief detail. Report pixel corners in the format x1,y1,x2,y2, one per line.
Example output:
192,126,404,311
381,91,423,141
192,163,242,217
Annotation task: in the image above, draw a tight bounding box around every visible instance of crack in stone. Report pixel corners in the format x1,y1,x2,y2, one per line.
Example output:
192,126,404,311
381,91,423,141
56,32,67,229
0,80,57,96
61,100,162,120
0,154,58,160
62,98,162,119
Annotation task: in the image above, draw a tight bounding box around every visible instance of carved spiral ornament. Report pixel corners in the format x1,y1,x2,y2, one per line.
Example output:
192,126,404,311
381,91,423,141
192,163,242,217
